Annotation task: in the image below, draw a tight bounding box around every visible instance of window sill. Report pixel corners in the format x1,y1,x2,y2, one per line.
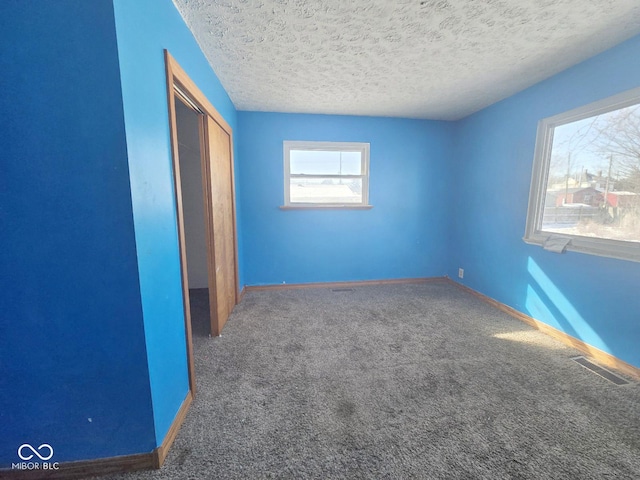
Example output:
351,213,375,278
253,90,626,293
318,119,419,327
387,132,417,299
523,233,640,263
279,205,374,211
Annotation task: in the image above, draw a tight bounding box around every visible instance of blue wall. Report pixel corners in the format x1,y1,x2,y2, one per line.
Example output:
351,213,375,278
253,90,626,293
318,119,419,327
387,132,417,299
0,0,155,467
112,0,239,445
237,112,454,285
449,35,640,368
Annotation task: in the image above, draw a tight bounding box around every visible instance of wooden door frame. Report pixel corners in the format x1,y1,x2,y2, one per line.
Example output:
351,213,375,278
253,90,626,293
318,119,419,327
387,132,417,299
164,50,241,393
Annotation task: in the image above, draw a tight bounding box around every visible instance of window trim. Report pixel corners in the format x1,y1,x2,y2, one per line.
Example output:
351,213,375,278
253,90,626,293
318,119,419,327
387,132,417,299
523,86,640,263
283,141,371,208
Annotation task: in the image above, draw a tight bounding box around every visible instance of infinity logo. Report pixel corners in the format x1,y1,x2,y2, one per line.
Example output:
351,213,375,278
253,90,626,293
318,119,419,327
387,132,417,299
18,444,54,461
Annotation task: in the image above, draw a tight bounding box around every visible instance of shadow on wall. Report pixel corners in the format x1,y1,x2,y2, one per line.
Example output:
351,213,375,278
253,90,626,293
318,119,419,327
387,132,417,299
524,256,607,353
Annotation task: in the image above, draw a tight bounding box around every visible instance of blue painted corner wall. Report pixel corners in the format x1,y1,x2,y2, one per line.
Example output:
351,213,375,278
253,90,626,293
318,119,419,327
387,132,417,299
112,0,238,446
449,34,640,368
235,37,640,370
236,112,454,286
0,0,155,467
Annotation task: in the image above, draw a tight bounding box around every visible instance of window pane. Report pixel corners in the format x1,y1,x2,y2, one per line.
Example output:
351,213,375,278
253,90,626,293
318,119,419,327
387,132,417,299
290,150,362,175
290,177,363,204
541,103,640,243
336,151,362,175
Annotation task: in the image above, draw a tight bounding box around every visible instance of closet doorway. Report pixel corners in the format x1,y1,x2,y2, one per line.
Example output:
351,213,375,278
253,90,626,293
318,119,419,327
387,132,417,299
165,51,240,392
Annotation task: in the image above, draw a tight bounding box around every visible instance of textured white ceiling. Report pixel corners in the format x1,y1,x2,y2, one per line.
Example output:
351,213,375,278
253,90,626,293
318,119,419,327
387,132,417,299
172,0,640,120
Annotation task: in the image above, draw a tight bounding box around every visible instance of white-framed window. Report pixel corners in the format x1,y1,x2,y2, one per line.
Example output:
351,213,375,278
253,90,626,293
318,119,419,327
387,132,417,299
283,141,371,208
524,86,640,262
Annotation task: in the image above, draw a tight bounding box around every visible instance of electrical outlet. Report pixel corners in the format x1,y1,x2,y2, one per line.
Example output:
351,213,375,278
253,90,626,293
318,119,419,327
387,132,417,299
458,268,464,279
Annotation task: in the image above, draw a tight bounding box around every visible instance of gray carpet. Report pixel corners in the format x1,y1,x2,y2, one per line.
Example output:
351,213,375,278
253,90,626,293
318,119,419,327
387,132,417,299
102,282,640,479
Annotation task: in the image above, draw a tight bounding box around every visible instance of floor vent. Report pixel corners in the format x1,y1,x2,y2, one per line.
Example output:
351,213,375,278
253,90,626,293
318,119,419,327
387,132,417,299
571,356,630,385
331,288,355,292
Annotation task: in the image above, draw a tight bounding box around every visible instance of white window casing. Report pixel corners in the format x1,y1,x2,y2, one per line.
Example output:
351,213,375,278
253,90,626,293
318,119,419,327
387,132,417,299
524,86,640,262
283,141,371,209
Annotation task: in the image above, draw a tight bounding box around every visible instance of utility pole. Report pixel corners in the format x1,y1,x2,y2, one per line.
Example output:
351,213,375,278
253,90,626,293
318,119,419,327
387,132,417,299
564,152,571,204
603,155,613,212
